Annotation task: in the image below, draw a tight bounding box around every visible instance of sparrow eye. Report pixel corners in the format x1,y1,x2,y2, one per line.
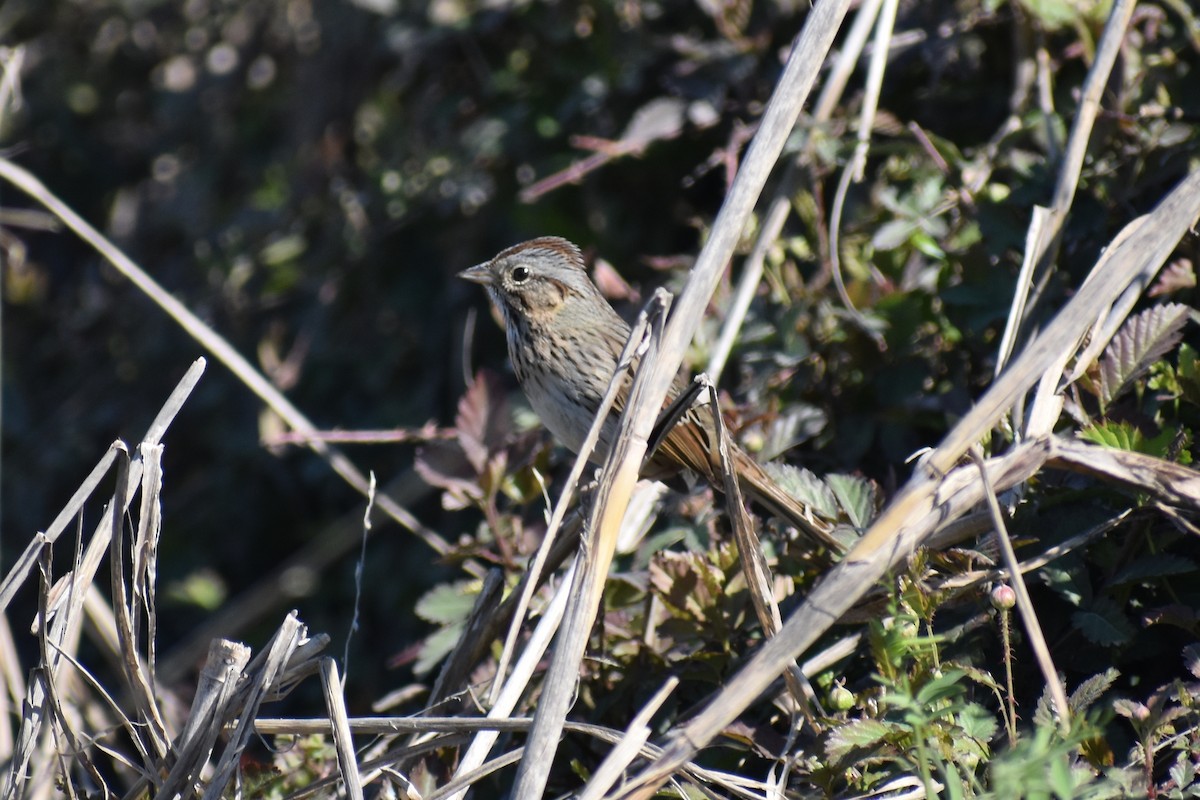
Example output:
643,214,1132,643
511,265,531,283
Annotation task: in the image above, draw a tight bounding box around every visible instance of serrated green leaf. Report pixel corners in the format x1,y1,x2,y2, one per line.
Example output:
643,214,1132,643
824,718,892,762
762,462,839,520
1068,668,1120,714
1073,599,1135,647
825,473,878,528
1033,684,1058,729
958,702,999,742
1098,303,1191,409
414,622,463,676
1170,751,1196,790
1184,644,1200,679
1080,420,1191,462
1111,554,1197,585
1080,421,1139,451
414,581,479,625
1112,698,1145,720
957,664,1003,692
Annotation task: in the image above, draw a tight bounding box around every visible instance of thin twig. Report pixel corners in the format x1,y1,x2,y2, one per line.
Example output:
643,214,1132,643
969,447,1070,734
343,472,377,684
827,0,897,350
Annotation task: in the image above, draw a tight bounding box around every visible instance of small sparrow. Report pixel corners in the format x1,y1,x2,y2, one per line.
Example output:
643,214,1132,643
460,236,838,549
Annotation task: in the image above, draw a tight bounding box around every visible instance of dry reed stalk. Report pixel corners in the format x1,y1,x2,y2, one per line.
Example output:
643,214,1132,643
1,360,336,799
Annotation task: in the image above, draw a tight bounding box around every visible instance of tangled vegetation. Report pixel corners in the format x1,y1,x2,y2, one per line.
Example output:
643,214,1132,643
2,0,1199,796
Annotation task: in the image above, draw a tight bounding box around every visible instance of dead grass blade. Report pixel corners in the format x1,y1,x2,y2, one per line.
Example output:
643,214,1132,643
0,357,342,799
442,560,576,800
157,640,252,799
1014,0,1139,349
320,658,365,800
705,377,816,718
255,715,766,799
578,677,678,800
0,446,119,613
0,614,23,761
201,614,306,800
109,446,170,765
35,550,108,799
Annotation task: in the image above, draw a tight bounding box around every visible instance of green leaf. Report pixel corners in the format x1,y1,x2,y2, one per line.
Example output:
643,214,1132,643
958,702,999,743
872,218,919,251
939,761,966,800
1048,752,1075,800
1073,598,1135,647
1140,426,1192,462
1079,420,1139,451
1112,698,1147,721
1033,685,1061,730
915,668,967,707
1179,343,1200,405
911,230,946,259
825,473,878,528
824,718,892,762
259,233,307,265
1170,751,1196,791
1068,668,1120,714
1080,420,1191,462
1019,0,1088,29
414,581,479,625
762,462,839,520
1098,303,1191,409
414,622,463,676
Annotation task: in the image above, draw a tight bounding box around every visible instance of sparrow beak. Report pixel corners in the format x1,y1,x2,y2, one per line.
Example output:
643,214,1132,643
457,263,494,285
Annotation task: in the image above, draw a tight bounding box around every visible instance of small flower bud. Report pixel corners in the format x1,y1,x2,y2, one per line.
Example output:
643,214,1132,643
829,684,855,711
991,584,1017,610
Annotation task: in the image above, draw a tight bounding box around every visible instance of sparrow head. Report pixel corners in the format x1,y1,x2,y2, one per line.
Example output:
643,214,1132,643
458,237,595,324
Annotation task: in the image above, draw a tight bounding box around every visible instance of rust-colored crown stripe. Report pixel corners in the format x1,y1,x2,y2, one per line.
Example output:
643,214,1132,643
495,236,583,267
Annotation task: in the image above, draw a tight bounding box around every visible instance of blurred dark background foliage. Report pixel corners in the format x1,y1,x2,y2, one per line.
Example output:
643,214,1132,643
2,0,1199,761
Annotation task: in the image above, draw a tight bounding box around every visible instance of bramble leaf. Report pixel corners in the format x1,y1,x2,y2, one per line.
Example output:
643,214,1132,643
1073,598,1135,647
1097,304,1190,410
